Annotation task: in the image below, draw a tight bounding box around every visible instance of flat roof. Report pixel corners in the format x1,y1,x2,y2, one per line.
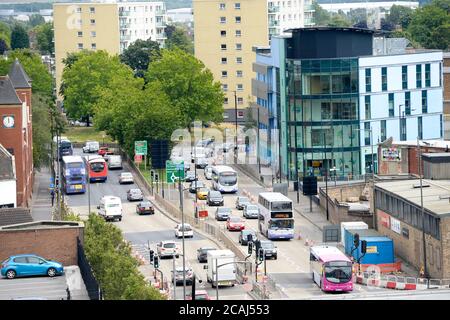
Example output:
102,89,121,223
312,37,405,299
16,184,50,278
375,179,450,217
259,192,292,202
0,220,83,230
285,26,382,34
386,139,450,149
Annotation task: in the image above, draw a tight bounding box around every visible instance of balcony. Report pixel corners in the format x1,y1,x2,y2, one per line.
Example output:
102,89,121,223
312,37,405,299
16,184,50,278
156,21,165,27
120,34,131,41
156,32,167,39
119,23,130,29
119,10,130,16
252,78,272,99
269,20,279,27
155,9,165,16
268,6,279,13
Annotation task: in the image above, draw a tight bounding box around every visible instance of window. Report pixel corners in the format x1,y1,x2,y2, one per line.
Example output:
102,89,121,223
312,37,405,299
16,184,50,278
224,97,229,104
405,92,411,115
365,95,371,120
235,16,241,23
27,257,40,264
418,116,423,140
220,30,226,37
381,67,387,91
77,31,83,37
237,111,244,118
364,122,370,146
220,16,226,23
221,71,228,78
237,97,243,105
416,65,422,88
235,30,241,37
402,65,407,89
237,84,243,91
388,93,394,117
422,90,427,113
90,19,96,25
221,44,227,51
91,31,96,37
90,7,95,13
236,70,243,77
222,84,228,91
77,43,83,49
76,7,81,13
221,57,227,64
381,120,387,142
91,43,96,50
321,102,331,120
235,3,241,9
236,43,242,50
400,118,406,141
223,113,229,119
14,257,28,263
236,57,242,64
77,19,82,25
365,68,371,92
219,3,226,10
425,64,430,87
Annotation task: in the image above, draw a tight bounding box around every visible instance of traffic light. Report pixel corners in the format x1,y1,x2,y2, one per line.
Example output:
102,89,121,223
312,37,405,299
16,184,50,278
153,255,159,269
248,241,253,255
361,240,367,254
247,233,253,243
154,173,159,182
354,233,360,248
149,250,154,263
258,248,264,262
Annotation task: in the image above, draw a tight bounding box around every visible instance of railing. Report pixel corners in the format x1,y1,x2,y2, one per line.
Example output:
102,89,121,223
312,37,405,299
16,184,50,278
120,23,130,29
268,6,279,13
77,238,102,300
120,34,131,41
119,11,130,16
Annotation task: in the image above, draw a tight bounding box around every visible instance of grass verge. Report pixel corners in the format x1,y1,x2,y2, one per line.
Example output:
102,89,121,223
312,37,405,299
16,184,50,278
64,126,115,144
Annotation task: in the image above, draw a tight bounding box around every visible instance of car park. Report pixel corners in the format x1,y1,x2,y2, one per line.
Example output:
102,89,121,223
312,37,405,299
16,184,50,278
196,187,209,200
171,266,193,286
226,216,245,231
239,230,257,245
197,247,216,263
127,188,143,201
175,223,194,238
235,196,250,210
204,166,213,180
243,204,259,219
1,255,64,279
156,241,180,258
136,201,155,215
185,171,197,182
119,172,134,184
207,190,224,206
189,181,205,193
260,240,278,260
215,207,232,221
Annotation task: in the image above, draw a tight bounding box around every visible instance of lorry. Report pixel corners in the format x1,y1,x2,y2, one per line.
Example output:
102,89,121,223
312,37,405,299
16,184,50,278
206,250,236,287
82,141,100,153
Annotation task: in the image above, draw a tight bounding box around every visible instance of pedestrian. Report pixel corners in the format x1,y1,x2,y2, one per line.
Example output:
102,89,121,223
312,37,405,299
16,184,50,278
50,188,55,206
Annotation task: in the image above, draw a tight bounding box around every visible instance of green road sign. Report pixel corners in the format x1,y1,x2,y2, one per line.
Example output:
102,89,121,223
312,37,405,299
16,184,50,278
166,160,185,184
135,140,147,155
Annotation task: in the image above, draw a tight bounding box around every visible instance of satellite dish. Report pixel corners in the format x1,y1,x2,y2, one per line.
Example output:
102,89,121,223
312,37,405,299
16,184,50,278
379,136,393,148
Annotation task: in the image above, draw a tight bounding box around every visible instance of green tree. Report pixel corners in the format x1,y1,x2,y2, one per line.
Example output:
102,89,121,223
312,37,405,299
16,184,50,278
165,25,194,54
313,1,331,26
62,51,136,126
59,50,94,97
31,94,55,169
119,38,161,78
145,49,224,128
28,14,45,28
327,14,352,27
35,22,54,54
0,21,11,47
347,8,367,25
10,23,29,49
387,5,414,30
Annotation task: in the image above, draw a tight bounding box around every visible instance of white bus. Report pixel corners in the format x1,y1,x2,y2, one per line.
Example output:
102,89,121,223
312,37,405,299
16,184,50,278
211,165,238,193
257,192,294,240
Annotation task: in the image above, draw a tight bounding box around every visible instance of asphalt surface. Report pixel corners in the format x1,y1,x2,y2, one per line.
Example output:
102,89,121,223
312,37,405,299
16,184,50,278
0,275,68,300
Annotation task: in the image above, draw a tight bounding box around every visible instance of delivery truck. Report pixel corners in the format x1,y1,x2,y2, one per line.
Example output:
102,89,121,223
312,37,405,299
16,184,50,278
206,250,236,287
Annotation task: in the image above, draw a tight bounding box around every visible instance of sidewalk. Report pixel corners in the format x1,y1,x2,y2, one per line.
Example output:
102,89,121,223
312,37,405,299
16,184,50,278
30,167,54,221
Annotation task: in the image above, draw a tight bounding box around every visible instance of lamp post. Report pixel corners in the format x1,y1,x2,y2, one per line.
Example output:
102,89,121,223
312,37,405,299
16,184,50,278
234,91,238,156
323,131,329,221
358,127,375,227
417,136,428,284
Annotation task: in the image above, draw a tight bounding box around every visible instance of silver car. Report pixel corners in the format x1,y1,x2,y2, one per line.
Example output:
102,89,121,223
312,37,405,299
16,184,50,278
243,204,259,219
127,188,143,201
119,172,134,184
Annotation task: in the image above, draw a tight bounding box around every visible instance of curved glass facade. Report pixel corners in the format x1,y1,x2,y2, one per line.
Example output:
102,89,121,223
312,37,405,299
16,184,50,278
286,58,361,179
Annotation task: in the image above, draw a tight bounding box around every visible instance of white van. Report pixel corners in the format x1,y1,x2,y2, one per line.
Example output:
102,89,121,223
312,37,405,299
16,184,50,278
206,250,236,287
191,147,206,163
82,141,100,153
108,155,122,169
98,196,123,222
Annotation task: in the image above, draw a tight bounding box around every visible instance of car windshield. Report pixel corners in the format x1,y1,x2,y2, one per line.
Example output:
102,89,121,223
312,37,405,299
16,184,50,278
164,243,176,248
270,219,294,229
140,202,152,207
131,189,141,194
122,173,132,178
179,225,192,231
210,192,222,198
90,162,105,172
201,248,215,253
230,217,241,222
324,266,352,284
218,208,231,214
246,205,258,211
242,230,255,236
198,188,208,193
261,242,274,249
219,173,237,186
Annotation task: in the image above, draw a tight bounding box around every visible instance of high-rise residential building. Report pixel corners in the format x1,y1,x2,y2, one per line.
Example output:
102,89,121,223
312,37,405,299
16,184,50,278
53,1,167,100
268,0,315,38
252,27,443,180
193,0,269,123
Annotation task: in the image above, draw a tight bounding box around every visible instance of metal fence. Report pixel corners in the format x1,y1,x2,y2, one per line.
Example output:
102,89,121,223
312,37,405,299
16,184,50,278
77,238,102,300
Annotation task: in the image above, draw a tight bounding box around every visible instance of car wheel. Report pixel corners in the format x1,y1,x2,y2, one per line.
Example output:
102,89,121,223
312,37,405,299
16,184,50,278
47,268,57,277
119,217,122,221
6,269,16,279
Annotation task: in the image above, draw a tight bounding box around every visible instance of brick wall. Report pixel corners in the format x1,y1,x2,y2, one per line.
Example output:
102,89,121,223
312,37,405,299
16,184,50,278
0,226,84,266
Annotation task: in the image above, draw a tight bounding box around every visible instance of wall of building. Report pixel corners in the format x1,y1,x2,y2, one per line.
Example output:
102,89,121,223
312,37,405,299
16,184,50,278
0,180,17,208
0,226,84,266
444,54,450,140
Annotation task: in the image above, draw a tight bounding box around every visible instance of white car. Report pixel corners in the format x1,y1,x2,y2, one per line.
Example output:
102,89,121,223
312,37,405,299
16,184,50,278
175,223,194,238
204,166,213,180
82,141,99,153
156,241,180,258
119,172,134,184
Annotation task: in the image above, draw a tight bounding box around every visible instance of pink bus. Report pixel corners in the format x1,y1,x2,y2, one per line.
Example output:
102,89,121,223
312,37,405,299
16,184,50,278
310,245,353,292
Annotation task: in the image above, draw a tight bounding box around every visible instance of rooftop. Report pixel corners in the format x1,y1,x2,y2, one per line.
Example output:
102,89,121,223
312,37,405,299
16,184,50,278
375,179,450,217
0,220,84,230
286,26,383,35
8,59,31,89
383,139,450,149
0,76,21,105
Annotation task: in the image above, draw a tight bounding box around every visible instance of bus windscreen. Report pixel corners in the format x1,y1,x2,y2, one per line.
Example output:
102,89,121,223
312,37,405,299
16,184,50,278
271,202,292,210
324,264,352,284
269,219,294,229
218,172,237,186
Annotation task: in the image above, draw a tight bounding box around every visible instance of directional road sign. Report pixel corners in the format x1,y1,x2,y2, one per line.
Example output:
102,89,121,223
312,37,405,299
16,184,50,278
166,160,185,184
134,140,147,156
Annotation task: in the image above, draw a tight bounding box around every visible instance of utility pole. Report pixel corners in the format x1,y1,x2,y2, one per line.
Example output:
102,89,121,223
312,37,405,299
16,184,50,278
417,136,428,284
172,252,177,300
87,156,91,215
179,167,187,299
323,131,329,221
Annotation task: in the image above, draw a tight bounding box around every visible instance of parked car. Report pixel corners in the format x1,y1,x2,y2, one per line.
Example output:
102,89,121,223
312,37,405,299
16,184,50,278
175,223,194,238
186,290,211,300
171,266,193,286
136,201,155,215
226,216,245,231
207,190,224,206
197,247,216,263
1,255,64,279
235,196,250,210
196,187,209,200
185,171,197,182
127,188,143,201
119,172,134,184
243,204,259,219
239,230,257,245
260,240,278,260
215,207,232,221
189,181,205,193
204,166,213,180
156,241,179,258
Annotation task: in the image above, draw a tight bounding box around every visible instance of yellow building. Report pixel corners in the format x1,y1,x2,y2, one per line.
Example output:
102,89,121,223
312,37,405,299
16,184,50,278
53,3,120,99
193,0,268,122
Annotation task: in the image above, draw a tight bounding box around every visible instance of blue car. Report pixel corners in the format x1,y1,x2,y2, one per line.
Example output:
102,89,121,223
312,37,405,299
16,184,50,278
1,254,64,279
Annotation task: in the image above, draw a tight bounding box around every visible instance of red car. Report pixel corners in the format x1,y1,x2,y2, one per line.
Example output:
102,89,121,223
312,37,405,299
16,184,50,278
98,147,110,157
186,290,211,300
226,216,245,231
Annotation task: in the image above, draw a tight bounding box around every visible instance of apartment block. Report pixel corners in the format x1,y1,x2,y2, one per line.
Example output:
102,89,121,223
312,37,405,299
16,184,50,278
268,0,315,38
193,0,269,123
53,1,167,100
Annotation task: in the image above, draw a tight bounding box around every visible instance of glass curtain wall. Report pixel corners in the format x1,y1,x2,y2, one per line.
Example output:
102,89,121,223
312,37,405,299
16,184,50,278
287,58,361,180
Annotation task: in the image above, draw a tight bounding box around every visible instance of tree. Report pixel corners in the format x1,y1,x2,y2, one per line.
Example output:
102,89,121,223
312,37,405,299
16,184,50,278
347,8,367,25
11,23,30,49
62,51,136,126
387,5,414,30
327,14,352,27
119,38,161,78
35,22,54,54
381,18,395,31
145,49,224,128
28,14,45,28
165,25,194,54
0,21,11,47
0,39,7,54
59,50,94,97
313,1,331,26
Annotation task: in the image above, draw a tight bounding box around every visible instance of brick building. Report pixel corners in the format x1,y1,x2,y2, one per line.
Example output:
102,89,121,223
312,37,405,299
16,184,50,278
0,60,33,207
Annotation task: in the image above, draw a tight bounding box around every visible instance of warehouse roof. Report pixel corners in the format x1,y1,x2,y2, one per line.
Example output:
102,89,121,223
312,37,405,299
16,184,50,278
375,179,450,217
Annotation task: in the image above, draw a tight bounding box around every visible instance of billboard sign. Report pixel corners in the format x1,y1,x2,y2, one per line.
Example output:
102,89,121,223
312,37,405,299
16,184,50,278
381,147,401,162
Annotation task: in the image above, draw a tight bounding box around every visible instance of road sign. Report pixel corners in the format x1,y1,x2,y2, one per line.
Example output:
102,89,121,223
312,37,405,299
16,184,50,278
134,140,147,156
134,155,142,163
166,160,185,183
